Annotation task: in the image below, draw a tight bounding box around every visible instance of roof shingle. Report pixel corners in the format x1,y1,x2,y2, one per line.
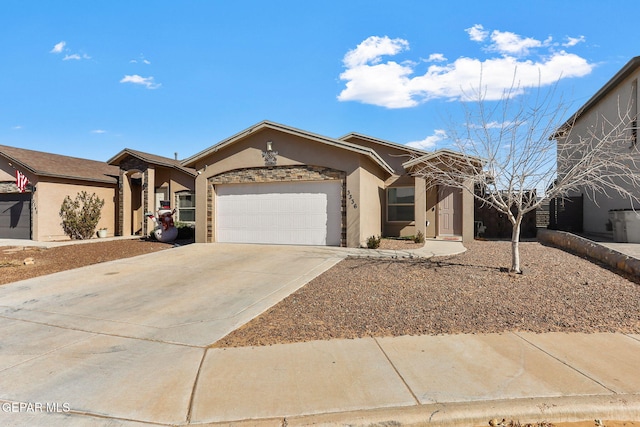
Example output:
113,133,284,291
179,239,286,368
0,145,119,184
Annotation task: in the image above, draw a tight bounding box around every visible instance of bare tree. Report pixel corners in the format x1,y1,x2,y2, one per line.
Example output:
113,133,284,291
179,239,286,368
408,82,640,273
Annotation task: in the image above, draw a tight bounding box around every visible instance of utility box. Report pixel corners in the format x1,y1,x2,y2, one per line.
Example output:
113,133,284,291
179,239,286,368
609,209,640,243
609,210,625,242
623,210,640,243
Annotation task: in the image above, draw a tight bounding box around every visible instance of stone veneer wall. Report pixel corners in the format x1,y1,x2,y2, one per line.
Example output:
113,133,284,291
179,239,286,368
538,228,640,278
207,165,347,246
0,182,22,192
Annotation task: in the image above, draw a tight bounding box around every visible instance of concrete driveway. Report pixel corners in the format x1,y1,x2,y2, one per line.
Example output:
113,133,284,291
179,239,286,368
0,243,345,347
0,243,346,425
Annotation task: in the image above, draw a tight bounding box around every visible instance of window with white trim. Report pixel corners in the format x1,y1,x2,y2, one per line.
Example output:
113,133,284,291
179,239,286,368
176,192,195,223
387,187,415,222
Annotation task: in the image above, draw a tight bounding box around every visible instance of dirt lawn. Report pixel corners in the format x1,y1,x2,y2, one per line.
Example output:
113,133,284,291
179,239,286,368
0,238,178,285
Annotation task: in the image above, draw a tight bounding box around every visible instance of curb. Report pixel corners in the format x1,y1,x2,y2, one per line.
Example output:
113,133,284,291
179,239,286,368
200,395,640,426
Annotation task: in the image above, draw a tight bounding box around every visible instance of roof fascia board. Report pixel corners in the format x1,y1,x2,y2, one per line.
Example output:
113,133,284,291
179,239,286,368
110,149,196,176
33,172,118,184
402,149,484,169
339,132,430,156
182,121,395,175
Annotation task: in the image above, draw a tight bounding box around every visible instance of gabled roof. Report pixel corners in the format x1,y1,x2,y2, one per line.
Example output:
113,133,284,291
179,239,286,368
339,132,431,156
182,120,395,175
108,148,196,176
554,56,640,137
402,148,484,170
0,144,119,184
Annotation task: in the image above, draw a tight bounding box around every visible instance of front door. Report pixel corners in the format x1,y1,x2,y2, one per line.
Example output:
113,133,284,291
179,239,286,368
438,186,462,236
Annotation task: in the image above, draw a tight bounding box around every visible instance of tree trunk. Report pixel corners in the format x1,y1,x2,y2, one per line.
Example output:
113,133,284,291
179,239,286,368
511,218,522,273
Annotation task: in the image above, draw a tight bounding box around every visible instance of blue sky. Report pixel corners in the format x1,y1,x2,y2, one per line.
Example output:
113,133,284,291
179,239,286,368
1,0,639,162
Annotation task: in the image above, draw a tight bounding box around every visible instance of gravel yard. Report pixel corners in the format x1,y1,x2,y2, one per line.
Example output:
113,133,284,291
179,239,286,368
215,240,640,347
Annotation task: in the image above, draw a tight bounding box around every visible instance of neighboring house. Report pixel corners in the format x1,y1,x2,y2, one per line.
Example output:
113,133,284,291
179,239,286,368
553,56,640,237
182,121,476,247
0,145,119,241
107,149,196,237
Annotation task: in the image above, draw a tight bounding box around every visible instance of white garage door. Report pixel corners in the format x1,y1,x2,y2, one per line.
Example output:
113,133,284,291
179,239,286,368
216,181,342,246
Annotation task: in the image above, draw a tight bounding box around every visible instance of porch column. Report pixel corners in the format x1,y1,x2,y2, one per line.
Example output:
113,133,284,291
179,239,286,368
143,167,156,236
462,178,475,242
121,170,132,236
414,177,427,238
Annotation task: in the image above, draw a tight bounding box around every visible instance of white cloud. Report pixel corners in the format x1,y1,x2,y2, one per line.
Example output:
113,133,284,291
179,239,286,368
338,27,594,108
406,129,447,150
91,129,106,134
427,53,447,62
120,74,161,89
50,41,66,54
343,36,409,68
131,54,151,65
51,41,91,60
63,53,91,60
12,125,23,130
487,29,544,56
466,24,488,42
563,35,585,47
338,36,417,108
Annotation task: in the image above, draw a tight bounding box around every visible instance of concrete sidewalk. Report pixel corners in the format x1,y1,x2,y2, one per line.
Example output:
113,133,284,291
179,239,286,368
1,332,639,426
193,332,640,426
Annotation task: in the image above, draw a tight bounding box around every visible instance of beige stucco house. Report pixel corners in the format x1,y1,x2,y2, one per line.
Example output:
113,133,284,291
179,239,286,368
107,149,196,237
182,121,475,247
0,145,119,241
0,145,196,241
553,56,640,236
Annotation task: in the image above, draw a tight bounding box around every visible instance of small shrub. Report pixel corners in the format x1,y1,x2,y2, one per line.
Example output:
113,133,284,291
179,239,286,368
414,230,425,243
366,235,381,249
176,222,195,239
59,192,105,240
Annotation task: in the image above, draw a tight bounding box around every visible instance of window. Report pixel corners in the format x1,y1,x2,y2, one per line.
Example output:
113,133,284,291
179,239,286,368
155,187,169,210
176,192,196,222
387,187,414,222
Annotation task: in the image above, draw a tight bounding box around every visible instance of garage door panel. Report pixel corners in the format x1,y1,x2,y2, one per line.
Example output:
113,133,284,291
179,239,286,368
0,193,31,239
216,181,341,246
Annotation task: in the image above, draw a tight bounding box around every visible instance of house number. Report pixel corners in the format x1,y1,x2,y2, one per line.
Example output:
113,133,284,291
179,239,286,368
347,190,357,209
